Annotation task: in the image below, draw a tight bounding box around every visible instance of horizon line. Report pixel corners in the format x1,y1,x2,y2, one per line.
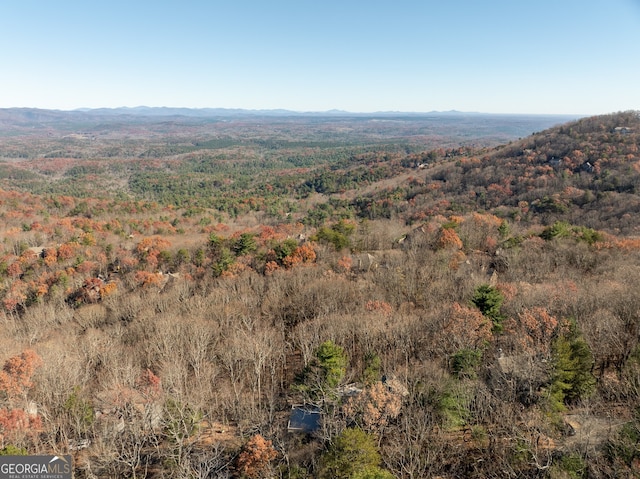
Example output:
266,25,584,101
0,105,590,117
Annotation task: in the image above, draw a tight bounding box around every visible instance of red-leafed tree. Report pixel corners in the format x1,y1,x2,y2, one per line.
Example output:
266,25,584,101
236,434,278,479
0,407,42,435
503,307,559,357
137,368,162,401
437,227,463,250
283,243,316,268
438,302,493,354
0,349,42,401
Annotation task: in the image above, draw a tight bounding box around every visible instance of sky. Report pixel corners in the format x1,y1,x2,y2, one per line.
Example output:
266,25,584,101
1,1,639,115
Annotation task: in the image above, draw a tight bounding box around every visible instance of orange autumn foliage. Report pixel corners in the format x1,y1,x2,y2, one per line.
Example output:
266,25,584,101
57,242,77,261
440,303,493,352
264,261,279,275
337,255,353,273
99,281,117,298
236,434,277,479
0,349,42,399
503,307,559,356
43,248,58,266
134,271,164,287
365,300,393,318
6,261,22,278
0,408,42,434
437,227,463,250
283,243,316,268
136,236,172,255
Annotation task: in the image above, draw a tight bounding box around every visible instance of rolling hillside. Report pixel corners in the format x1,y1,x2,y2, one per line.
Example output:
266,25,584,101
0,110,638,478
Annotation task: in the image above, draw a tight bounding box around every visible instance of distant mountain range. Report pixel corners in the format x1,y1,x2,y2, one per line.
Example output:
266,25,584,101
75,106,585,120
0,107,583,142
3,106,581,120
73,106,485,117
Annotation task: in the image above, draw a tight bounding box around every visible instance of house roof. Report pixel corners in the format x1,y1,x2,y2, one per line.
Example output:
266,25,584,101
287,405,322,433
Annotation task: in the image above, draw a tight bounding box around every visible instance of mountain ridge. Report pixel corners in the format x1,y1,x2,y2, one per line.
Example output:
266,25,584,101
2,105,581,120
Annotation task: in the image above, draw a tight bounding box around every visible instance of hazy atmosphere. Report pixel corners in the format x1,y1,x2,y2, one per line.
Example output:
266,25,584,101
2,0,639,114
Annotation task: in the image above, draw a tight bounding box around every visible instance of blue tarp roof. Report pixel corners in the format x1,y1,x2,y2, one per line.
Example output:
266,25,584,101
288,406,321,432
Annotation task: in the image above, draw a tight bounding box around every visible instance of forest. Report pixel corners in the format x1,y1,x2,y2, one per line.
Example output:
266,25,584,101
0,109,639,478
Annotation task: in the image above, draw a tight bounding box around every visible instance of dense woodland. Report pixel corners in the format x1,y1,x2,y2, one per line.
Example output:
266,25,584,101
0,109,639,478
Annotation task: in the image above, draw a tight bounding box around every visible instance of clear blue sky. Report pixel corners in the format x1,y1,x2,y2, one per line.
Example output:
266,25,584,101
1,1,639,115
